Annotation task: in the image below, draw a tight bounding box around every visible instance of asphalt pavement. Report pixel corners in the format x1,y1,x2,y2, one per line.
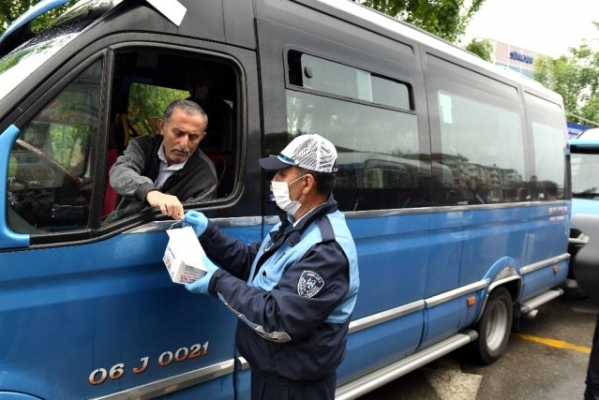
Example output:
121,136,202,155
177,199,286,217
358,295,595,400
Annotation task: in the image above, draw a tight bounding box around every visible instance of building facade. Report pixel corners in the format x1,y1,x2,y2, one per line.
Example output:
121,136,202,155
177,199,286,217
493,41,539,79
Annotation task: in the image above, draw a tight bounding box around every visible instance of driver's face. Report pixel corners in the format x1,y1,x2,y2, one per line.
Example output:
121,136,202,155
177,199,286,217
159,107,207,166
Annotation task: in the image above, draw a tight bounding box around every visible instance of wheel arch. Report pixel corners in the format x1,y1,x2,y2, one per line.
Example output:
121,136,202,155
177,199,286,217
476,257,523,324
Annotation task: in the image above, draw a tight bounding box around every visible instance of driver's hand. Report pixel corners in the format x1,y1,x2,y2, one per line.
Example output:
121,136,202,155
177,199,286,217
145,190,184,220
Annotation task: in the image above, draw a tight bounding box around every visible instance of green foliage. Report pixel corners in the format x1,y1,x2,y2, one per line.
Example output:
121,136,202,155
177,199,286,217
534,37,599,126
465,38,493,62
362,0,485,42
128,83,189,136
0,0,77,35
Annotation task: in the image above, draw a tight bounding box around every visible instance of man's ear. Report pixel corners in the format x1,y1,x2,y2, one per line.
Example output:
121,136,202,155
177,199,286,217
303,173,315,193
158,119,165,134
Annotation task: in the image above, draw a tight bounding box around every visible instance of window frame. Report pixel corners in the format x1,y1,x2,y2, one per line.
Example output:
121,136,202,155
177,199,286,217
8,54,108,245
283,48,426,212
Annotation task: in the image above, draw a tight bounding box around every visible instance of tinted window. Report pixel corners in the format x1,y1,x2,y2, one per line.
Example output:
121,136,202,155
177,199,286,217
571,151,599,196
435,90,525,205
531,122,567,200
285,51,420,211
7,60,102,233
103,50,239,222
289,50,411,110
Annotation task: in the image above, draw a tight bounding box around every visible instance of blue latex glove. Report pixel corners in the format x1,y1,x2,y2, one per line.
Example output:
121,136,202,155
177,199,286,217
182,210,208,237
185,255,219,295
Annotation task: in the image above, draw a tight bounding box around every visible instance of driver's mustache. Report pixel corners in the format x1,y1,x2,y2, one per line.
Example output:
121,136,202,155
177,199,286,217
171,146,190,154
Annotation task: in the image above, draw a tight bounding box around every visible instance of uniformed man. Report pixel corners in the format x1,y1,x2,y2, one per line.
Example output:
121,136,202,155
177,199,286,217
183,134,359,399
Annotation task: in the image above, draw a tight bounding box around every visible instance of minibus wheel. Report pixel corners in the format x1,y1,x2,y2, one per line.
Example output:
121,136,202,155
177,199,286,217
471,287,513,364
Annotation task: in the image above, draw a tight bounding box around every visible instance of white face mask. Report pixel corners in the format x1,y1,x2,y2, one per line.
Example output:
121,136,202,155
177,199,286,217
271,175,305,214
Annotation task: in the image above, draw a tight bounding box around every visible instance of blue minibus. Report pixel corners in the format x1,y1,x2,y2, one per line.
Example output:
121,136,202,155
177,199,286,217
0,0,570,398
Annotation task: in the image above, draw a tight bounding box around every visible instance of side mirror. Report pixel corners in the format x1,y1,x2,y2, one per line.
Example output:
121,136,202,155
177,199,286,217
0,125,31,249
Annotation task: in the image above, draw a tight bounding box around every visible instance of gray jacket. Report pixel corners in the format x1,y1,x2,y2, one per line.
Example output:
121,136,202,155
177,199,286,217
109,135,217,218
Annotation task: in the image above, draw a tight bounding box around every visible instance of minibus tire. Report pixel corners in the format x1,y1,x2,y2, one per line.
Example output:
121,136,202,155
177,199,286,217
471,287,513,365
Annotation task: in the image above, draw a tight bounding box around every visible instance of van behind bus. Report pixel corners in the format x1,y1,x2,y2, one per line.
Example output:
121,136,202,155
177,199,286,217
568,132,599,311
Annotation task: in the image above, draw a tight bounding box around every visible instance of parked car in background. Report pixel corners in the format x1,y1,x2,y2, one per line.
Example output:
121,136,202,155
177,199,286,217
569,135,599,311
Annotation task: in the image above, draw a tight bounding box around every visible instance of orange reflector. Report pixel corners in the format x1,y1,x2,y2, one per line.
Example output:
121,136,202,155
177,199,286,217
467,296,476,307
553,265,559,273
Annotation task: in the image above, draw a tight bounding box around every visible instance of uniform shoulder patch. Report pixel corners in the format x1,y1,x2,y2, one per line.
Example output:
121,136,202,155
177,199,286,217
297,271,325,298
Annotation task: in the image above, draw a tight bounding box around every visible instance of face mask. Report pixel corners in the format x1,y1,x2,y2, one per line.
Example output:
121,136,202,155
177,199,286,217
271,175,305,214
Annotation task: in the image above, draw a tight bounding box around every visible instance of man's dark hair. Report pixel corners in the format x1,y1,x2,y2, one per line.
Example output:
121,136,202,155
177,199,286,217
163,99,209,128
543,180,558,196
300,168,336,195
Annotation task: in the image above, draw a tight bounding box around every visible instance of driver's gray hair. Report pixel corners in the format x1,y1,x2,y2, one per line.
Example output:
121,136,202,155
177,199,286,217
163,99,208,128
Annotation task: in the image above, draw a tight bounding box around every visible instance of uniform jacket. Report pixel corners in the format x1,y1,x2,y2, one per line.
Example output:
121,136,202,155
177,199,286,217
200,195,359,382
109,135,217,214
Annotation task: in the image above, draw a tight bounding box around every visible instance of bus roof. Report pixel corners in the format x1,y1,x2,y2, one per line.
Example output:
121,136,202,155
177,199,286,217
307,0,559,101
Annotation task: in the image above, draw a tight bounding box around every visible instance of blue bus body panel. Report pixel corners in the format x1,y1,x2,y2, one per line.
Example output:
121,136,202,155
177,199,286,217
521,261,568,300
421,294,477,349
0,393,42,400
337,312,424,385
347,215,430,318
520,205,569,300
0,225,261,399
336,204,569,384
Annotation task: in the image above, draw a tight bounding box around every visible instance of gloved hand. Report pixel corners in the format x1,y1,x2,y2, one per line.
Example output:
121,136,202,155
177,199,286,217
185,255,219,295
182,210,208,237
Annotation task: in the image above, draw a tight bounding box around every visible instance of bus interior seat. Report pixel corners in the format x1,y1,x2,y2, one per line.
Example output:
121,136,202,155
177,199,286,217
102,113,139,218
202,123,234,198
207,153,227,187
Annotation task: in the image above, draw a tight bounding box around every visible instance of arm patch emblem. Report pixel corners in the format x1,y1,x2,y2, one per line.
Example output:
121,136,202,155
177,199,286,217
297,271,325,298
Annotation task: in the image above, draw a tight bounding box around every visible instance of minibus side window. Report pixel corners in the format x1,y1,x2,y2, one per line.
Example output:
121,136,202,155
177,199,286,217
435,90,525,205
284,51,421,211
526,93,568,201
101,50,238,222
6,61,102,233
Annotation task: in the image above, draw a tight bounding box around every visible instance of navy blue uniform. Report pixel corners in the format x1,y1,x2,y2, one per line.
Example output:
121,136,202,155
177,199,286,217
200,195,359,394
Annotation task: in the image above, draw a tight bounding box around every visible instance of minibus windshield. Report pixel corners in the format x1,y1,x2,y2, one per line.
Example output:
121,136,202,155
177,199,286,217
0,0,121,100
571,151,599,197
0,32,78,100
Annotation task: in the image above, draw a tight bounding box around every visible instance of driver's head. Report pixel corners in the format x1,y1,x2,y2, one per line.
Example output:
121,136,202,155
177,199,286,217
158,99,208,166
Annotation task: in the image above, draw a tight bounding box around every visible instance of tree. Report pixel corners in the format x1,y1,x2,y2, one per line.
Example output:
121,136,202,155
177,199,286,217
362,0,486,43
465,38,493,62
534,28,599,126
0,0,76,35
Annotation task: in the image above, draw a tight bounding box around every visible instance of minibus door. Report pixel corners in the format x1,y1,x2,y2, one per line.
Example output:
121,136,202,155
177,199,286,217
0,32,261,400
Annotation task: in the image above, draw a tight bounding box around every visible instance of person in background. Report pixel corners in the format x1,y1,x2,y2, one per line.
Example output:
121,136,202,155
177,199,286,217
469,183,490,204
542,181,558,200
109,99,217,220
515,186,529,201
182,134,360,399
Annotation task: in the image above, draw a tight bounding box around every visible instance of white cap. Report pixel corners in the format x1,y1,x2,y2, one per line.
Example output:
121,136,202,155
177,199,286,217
259,134,338,173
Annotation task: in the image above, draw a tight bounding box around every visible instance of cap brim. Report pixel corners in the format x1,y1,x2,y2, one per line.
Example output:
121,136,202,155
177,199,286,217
259,155,293,171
